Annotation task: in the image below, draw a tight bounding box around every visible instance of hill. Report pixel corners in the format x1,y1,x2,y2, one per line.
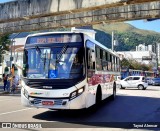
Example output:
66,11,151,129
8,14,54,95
93,22,160,51
93,22,159,35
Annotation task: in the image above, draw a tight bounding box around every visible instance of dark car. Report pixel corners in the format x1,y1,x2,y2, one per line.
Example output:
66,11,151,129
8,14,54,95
152,78,160,86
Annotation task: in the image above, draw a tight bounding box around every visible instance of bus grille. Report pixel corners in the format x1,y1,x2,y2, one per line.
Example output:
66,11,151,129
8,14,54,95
31,99,63,105
27,82,73,89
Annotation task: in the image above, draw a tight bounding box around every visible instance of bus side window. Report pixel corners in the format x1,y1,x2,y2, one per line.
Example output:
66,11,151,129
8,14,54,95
96,47,102,71
92,50,95,69
102,50,108,71
87,48,95,70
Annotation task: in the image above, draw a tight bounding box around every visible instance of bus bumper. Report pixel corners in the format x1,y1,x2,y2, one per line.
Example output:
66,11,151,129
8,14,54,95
21,90,86,110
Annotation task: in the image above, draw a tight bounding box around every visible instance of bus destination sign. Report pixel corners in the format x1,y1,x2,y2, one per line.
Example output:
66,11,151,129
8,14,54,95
26,34,82,44
36,37,71,44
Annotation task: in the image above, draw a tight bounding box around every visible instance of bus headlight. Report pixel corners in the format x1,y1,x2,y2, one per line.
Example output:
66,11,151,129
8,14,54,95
21,80,29,99
21,80,26,88
22,87,28,100
23,88,29,99
70,87,85,100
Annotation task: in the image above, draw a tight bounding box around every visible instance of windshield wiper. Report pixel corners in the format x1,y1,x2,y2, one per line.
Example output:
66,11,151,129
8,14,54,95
56,44,68,62
43,51,47,69
35,46,41,54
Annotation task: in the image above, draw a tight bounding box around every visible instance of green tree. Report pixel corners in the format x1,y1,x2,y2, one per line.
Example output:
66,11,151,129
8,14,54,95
121,58,153,71
0,34,10,63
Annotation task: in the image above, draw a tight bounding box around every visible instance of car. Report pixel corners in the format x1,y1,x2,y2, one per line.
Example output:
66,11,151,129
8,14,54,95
115,76,121,89
146,77,153,85
152,78,160,86
120,76,148,90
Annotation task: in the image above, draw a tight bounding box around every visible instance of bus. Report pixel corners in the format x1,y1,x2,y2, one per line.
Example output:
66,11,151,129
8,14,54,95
121,69,154,79
21,29,121,110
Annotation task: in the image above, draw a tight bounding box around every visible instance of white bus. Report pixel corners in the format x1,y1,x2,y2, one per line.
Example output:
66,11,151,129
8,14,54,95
21,29,120,110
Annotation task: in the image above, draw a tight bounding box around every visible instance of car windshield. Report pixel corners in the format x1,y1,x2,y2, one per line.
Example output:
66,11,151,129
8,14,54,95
22,45,85,79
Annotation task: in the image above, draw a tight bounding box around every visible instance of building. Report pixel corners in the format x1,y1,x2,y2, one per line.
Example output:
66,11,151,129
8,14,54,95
136,44,148,51
136,43,160,64
156,43,160,64
1,33,28,75
117,51,156,66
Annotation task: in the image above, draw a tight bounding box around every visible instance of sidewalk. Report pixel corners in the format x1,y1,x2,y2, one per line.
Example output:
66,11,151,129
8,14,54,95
0,82,21,96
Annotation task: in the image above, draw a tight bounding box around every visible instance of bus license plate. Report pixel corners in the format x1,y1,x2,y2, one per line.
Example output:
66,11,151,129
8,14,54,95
42,101,54,106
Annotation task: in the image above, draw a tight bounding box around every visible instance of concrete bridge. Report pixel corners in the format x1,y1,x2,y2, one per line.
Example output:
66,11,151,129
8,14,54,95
0,0,160,34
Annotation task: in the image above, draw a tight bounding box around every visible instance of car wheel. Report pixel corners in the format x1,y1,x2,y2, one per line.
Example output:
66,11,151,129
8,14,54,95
143,87,147,90
120,85,126,89
138,84,144,90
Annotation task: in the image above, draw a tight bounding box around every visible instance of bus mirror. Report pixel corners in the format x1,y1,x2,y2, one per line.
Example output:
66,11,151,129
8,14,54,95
91,52,95,62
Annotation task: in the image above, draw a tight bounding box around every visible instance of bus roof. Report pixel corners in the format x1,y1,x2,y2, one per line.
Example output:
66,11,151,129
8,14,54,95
26,31,80,37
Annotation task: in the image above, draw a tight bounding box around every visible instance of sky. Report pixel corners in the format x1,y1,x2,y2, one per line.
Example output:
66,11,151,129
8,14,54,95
0,0,15,3
1,0,160,33
126,19,160,33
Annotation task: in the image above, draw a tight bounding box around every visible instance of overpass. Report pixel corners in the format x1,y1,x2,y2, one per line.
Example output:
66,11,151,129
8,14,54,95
0,0,160,34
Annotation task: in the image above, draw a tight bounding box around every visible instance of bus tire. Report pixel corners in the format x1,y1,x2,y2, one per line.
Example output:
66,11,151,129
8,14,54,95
111,83,116,100
96,86,102,105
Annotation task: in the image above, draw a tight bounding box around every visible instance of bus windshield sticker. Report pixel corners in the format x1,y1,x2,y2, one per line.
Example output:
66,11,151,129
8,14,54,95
49,70,58,78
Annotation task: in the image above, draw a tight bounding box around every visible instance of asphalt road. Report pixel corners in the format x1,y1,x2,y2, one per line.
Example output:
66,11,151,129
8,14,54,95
0,86,160,130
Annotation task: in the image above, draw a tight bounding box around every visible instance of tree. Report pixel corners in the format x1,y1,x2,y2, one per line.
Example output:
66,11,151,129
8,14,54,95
121,58,153,71
0,34,10,63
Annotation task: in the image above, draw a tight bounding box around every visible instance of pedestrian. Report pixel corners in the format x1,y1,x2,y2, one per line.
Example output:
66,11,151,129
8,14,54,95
6,74,11,92
11,76,17,94
2,74,7,91
11,64,15,76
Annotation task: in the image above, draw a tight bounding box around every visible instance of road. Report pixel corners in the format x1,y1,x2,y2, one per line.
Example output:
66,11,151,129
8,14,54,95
0,86,160,130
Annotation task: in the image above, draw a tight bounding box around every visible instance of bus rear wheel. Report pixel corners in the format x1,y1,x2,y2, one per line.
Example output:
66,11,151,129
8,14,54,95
111,83,116,100
96,86,102,105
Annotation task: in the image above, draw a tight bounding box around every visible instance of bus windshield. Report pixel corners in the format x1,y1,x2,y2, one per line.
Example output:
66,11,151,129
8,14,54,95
23,45,85,79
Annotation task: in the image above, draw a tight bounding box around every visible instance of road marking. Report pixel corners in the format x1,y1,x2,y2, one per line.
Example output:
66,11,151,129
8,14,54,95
0,108,32,116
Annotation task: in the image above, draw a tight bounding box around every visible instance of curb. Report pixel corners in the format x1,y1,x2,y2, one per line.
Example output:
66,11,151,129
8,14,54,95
0,92,21,96
0,89,21,96
0,94,20,96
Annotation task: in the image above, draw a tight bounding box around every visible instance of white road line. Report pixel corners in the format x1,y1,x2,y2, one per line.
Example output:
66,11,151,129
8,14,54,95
0,108,32,116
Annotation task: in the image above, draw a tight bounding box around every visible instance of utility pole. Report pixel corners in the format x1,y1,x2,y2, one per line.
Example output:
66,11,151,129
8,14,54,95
154,43,159,77
112,31,118,51
112,31,114,51
10,40,13,72
156,43,159,76
10,33,20,73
